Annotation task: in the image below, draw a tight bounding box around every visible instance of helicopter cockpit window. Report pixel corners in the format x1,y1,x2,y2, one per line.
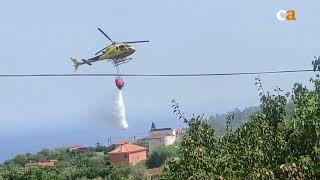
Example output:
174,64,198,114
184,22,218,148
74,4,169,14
119,45,125,49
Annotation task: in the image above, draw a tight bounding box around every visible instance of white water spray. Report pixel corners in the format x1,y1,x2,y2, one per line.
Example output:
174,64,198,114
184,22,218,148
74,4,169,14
113,90,128,129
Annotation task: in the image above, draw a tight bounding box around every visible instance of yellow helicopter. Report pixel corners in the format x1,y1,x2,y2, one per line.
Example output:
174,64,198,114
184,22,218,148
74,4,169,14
70,28,149,71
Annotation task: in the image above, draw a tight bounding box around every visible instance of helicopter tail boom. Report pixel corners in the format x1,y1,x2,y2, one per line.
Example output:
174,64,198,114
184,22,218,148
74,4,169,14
70,57,96,71
70,58,83,71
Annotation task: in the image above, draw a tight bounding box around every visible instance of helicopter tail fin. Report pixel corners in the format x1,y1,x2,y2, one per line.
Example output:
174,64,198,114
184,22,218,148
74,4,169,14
70,57,80,71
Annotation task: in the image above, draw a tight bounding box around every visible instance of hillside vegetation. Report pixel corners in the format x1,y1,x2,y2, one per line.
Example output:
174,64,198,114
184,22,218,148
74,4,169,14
209,106,259,137
209,102,294,137
0,144,149,179
0,142,177,179
161,71,320,179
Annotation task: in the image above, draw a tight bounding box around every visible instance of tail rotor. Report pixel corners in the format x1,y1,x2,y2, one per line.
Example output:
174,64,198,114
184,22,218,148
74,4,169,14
70,58,80,71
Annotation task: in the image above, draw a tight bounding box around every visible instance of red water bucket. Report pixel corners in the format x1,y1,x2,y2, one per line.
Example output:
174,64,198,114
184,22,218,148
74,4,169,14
115,78,124,90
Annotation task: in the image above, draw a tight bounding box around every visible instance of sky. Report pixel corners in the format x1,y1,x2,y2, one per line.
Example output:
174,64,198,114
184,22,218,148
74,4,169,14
0,1,319,162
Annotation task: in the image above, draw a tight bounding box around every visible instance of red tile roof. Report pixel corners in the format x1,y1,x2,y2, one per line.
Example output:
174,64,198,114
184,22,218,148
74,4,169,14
109,143,146,154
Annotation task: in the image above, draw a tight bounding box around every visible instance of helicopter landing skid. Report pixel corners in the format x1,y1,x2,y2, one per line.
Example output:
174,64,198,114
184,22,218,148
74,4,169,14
113,58,132,67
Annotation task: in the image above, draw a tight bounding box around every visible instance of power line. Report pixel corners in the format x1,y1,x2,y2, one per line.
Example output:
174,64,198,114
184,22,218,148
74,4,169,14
0,69,315,77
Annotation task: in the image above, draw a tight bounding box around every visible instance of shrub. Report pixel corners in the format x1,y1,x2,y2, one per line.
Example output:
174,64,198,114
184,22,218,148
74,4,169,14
107,165,147,180
146,145,178,169
161,74,320,179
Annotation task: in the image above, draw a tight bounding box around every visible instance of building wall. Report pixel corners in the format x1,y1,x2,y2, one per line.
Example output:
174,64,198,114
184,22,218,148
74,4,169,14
149,138,164,153
109,153,129,165
148,132,176,152
175,132,186,144
163,135,176,146
149,129,175,137
109,151,147,165
128,151,147,165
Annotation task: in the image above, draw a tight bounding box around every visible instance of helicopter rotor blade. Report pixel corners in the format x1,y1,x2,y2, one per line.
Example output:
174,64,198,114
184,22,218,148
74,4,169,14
94,44,112,55
95,47,107,55
121,40,150,44
97,28,114,43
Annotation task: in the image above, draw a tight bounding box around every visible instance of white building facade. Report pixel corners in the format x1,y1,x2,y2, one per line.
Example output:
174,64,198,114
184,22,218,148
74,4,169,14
148,122,176,152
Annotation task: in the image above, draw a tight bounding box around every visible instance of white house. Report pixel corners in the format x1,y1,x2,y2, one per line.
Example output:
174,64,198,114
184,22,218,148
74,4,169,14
148,122,176,152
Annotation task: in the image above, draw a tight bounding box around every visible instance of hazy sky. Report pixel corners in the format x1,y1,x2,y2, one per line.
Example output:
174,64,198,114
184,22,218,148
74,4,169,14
0,1,319,161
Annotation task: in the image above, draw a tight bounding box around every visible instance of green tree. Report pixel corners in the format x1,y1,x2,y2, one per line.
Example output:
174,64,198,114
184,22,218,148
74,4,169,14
107,165,147,180
162,66,320,179
146,145,178,169
162,100,221,179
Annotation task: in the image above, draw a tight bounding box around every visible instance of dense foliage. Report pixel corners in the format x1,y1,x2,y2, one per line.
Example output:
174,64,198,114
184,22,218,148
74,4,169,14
162,73,320,179
0,148,112,179
0,167,61,180
209,106,259,136
146,145,179,169
107,164,147,180
209,102,294,137
0,144,148,180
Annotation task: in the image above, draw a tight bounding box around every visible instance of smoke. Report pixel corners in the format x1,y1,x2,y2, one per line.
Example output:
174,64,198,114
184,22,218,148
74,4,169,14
113,90,128,129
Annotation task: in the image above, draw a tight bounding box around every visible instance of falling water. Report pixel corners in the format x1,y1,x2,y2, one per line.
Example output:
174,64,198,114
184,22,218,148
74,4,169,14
113,90,128,129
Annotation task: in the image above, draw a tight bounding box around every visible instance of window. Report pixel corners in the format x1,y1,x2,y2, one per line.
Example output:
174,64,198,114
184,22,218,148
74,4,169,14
119,45,125,49
124,154,127,159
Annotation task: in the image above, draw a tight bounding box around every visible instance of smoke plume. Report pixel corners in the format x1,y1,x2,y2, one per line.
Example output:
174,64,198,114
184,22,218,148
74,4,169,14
113,90,128,129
